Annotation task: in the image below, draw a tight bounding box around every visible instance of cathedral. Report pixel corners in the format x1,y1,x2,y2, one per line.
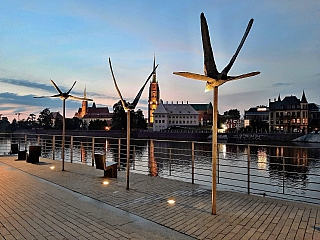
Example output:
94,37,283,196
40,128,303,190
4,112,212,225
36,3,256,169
148,56,160,125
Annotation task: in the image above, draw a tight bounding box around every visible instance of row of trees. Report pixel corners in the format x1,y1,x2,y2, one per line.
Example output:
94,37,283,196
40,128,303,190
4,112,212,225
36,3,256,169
0,101,148,132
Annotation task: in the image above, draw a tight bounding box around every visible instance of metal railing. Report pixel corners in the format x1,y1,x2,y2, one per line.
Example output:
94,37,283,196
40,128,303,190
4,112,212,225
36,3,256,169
0,132,319,205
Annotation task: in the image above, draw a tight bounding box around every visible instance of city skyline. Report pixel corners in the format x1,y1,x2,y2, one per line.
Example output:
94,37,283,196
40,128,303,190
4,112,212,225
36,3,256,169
0,1,319,121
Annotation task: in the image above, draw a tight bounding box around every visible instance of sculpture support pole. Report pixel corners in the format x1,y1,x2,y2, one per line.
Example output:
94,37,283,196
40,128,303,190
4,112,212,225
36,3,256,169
62,99,65,171
212,86,218,215
126,110,130,190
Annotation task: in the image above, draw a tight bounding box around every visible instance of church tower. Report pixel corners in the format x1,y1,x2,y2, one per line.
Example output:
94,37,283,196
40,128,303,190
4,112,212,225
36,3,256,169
81,86,88,118
148,56,160,125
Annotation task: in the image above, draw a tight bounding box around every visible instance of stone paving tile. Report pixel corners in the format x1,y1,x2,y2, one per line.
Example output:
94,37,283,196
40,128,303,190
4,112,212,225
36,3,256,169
1,156,319,239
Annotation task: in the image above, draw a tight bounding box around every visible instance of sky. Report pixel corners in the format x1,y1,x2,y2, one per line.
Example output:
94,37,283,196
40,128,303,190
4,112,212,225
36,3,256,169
0,0,319,122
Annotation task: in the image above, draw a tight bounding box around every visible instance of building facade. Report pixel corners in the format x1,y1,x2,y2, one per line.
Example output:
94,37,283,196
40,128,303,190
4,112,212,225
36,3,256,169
190,103,213,126
268,91,308,133
153,100,199,131
244,105,269,132
74,88,113,126
148,56,160,125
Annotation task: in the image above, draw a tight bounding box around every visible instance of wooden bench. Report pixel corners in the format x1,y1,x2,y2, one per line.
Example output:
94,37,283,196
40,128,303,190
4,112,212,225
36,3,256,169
26,146,41,163
94,154,117,178
10,143,19,154
18,150,27,160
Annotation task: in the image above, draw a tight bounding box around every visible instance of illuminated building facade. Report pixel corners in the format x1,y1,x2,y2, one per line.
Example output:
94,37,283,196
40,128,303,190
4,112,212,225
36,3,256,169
268,91,308,133
153,100,199,131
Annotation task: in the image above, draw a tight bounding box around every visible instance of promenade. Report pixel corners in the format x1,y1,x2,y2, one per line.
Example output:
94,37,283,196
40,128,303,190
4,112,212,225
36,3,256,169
0,156,319,240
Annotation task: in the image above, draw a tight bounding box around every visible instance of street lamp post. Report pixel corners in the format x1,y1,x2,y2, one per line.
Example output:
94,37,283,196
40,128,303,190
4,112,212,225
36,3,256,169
109,58,158,190
34,80,93,171
174,12,260,214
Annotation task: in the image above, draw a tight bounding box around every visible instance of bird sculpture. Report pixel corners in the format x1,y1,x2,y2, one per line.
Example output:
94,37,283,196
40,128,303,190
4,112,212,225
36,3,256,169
34,79,93,101
173,12,260,91
34,79,92,171
109,58,158,111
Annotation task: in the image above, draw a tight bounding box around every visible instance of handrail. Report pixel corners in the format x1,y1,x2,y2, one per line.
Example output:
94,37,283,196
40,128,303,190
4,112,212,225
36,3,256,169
0,132,319,205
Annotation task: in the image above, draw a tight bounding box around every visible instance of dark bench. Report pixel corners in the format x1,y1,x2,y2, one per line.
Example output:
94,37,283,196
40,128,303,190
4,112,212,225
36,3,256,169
18,150,27,160
10,143,19,154
26,146,41,163
94,154,117,178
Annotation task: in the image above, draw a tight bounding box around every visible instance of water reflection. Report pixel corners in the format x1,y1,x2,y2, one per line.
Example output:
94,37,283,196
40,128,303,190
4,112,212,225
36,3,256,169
148,140,158,176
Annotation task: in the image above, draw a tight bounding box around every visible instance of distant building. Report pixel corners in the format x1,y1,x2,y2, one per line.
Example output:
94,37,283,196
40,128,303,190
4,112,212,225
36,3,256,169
50,112,63,126
148,56,160,125
268,91,308,133
244,105,269,132
190,102,213,126
153,100,199,131
74,87,113,126
308,103,320,132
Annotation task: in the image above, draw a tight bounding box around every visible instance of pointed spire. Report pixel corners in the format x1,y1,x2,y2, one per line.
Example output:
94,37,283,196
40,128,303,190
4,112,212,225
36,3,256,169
84,85,87,99
301,90,307,103
277,94,281,102
152,54,157,83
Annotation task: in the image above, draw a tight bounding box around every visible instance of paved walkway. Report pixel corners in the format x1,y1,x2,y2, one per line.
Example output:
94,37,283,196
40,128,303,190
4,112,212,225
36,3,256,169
0,156,319,240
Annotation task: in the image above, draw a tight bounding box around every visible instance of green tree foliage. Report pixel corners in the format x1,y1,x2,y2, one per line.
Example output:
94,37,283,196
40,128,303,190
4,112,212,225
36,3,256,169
111,100,147,130
88,119,109,130
111,100,127,130
224,109,240,119
0,117,11,132
38,108,52,129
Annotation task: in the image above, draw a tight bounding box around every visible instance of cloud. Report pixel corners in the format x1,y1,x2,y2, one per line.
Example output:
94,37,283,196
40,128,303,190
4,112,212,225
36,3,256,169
272,83,294,87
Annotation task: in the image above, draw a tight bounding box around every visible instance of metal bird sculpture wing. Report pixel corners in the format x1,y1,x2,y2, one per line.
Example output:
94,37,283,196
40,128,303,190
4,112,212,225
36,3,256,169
173,12,260,92
34,80,93,101
109,58,158,111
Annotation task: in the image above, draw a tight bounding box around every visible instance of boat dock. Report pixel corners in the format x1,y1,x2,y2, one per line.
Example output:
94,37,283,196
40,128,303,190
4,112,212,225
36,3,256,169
0,156,319,239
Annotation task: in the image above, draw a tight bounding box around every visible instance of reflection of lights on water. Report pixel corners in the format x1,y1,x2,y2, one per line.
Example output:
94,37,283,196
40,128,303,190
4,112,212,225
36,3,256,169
218,144,227,158
167,199,175,205
50,166,55,170
257,149,267,170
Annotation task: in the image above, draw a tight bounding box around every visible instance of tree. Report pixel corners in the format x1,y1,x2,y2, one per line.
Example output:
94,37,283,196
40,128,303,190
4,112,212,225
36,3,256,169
88,119,108,130
111,100,147,130
38,108,52,129
224,109,240,119
111,100,127,130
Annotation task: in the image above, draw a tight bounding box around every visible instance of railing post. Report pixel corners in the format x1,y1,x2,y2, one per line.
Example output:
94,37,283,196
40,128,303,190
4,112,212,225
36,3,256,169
24,134,27,150
282,147,285,194
247,145,250,195
80,142,83,162
133,146,136,170
118,138,121,171
70,136,73,163
192,141,194,184
217,145,220,184
169,149,172,176
37,135,40,145
92,137,95,167
52,136,55,160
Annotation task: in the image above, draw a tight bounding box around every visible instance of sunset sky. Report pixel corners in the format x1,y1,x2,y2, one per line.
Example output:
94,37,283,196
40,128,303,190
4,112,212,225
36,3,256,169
0,0,319,121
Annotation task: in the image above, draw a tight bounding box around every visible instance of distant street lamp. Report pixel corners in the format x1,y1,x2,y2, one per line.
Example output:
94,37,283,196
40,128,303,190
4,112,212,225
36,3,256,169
173,12,260,214
34,80,93,171
109,58,158,190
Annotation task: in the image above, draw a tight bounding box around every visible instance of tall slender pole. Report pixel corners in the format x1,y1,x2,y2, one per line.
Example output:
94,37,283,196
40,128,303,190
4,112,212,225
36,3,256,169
212,86,218,215
126,110,131,190
62,99,65,171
